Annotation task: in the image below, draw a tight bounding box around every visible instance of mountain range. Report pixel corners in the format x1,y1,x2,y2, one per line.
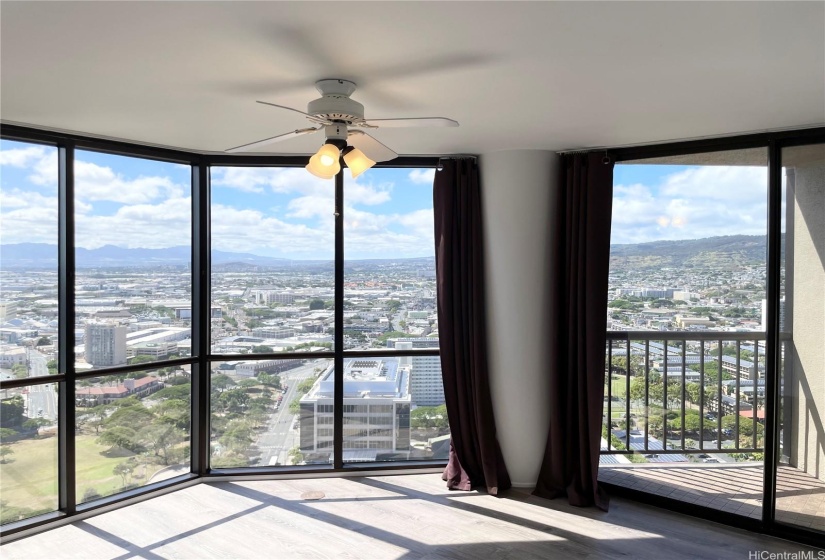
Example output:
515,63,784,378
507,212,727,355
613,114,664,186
0,243,292,268
0,243,432,269
0,235,773,269
610,234,774,269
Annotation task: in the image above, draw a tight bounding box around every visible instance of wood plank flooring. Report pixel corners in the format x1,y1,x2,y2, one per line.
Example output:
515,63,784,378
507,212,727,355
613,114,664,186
3,473,823,559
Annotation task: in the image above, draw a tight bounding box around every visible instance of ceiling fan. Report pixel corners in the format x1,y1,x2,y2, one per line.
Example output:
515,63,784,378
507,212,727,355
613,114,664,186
226,79,458,179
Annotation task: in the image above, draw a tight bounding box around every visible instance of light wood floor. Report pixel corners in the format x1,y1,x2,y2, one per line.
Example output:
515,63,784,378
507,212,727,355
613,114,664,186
599,463,825,531
3,473,822,559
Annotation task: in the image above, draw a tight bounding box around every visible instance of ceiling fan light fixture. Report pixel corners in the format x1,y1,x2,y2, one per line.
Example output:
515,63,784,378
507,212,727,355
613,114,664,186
342,147,376,179
306,143,341,179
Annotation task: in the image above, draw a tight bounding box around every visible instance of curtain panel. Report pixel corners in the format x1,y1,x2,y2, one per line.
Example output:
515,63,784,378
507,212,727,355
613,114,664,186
433,158,511,495
533,153,614,510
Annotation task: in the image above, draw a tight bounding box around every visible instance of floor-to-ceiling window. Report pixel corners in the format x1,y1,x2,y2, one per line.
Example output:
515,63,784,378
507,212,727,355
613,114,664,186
0,128,442,536
341,168,448,464
599,147,769,521
204,164,445,469
0,139,59,524
597,135,825,543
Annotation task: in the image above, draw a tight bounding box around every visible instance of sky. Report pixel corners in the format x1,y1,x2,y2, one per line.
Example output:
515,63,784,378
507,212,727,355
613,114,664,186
611,163,767,245
1,138,769,259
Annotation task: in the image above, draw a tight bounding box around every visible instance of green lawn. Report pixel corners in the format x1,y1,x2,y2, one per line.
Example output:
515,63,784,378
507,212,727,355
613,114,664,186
0,434,59,515
609,375,628,401
1,432,167,518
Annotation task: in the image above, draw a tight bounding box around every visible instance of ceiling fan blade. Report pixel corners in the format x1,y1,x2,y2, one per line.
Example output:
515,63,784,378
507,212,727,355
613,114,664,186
348,130,398,163
226,127,320,153
256,100,315,118
362,117,459,128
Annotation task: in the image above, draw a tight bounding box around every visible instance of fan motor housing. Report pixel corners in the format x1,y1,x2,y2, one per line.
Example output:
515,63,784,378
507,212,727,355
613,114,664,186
308,95,365,124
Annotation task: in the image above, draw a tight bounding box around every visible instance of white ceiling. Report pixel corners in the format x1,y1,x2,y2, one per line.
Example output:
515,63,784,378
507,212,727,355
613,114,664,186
2,1,824,156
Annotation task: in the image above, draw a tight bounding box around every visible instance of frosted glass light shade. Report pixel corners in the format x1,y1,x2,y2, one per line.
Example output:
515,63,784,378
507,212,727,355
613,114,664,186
343,148,376,179
306,143,341,179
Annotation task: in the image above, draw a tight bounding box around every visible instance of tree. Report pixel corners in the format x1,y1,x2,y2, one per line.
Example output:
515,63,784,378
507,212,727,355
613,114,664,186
216,389,249,415
252,345,274,354
257,373,281,389
113,459,136,486
308,299,325,310
212,374,235,393
153,384,191,404
683,411,702,433
46,360,58,375
84,404,113,434
289,398,301,415
97,426,141,452
105,403,153,430
385,300,402,313
220,420,253,454
411,405,448,429
0,446,14,463
23,417,52,434
287,446,303,465
0,396,25,429
143,424,185,465
154,399,190,431
296,378,315,395
0,427,18,442
128,355,154,366
11,364,27,379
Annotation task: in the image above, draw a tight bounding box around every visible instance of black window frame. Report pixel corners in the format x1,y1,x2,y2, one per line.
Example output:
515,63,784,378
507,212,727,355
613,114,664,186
598,125,825,548
0,125,444,539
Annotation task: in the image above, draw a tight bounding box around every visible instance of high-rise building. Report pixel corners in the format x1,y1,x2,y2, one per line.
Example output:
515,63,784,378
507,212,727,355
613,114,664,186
84,322,127,366
299,358,411,462
390,337,444,407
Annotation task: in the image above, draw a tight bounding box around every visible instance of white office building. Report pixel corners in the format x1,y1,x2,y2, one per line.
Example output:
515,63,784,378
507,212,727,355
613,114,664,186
391,337,444,407
299,358,411,462
85,322,127,366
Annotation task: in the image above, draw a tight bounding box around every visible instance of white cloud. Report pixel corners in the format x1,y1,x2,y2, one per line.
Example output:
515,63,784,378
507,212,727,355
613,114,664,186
0,190,58,244
0,146,50,168
73,161,185,204
0,145,58,188
75,197,192,249
611,166,768,245
211,203,334,258
408,169,435,184
344,207,435,258
212,166,392,206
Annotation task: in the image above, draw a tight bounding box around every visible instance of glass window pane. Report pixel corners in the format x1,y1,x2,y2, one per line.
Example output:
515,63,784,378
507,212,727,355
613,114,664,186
74,150,192,372
1,139,59,379
209,167,334,355
75,367,191,503
210,358,332,468
0,381,59,524
599,148,768,520
343,168,447,462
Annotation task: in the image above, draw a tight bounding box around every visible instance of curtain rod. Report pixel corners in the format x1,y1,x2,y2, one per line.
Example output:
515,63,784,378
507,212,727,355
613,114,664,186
436,155,478,171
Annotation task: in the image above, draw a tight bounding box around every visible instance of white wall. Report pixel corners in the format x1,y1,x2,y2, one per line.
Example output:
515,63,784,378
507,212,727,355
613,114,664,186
788,156,825,481
479,150,559,487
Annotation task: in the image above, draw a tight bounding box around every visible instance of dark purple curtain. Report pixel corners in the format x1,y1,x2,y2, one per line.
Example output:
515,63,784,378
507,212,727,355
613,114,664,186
533,153,614,511
433,158,511,496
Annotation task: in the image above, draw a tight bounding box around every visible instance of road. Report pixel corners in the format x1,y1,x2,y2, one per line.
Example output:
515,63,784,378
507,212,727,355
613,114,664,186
252,358,329,466
25,352,58,421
